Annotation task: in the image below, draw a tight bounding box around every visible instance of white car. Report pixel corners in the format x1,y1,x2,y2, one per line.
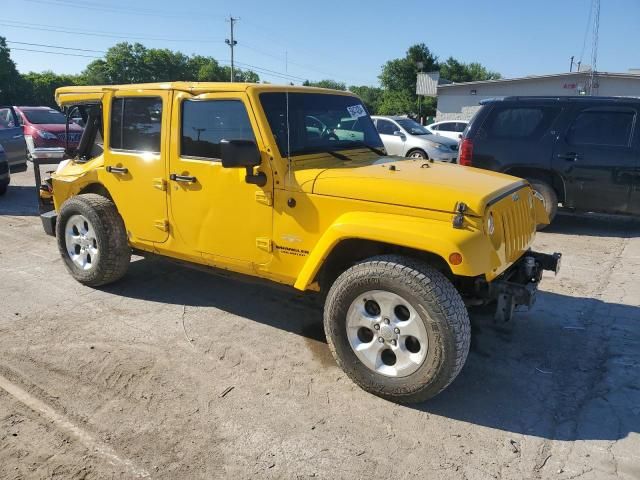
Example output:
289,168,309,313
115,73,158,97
426,120,469,140
371,116,459,162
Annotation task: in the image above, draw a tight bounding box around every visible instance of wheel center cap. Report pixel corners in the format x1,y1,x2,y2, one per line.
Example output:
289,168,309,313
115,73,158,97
379,324,396,341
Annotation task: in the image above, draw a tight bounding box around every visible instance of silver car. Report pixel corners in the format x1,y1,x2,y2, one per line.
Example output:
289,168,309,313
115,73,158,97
372,115,459,162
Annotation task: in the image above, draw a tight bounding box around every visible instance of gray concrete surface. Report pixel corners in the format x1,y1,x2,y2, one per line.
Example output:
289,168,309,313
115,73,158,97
1,166,639,480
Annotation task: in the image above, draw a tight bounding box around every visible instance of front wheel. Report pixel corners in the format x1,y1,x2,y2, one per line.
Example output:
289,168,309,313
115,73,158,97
56,193,131,286
324,255,470,403
407,149,428,159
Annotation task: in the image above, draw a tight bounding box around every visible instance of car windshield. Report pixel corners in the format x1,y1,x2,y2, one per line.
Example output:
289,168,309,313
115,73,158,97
260,92,383,157
22,109,67,125
396,118,431,136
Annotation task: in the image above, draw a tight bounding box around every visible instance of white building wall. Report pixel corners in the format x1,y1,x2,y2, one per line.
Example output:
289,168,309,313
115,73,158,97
436,74,640,121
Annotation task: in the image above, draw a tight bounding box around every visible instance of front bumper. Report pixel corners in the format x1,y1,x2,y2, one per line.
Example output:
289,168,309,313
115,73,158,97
474,250,561,321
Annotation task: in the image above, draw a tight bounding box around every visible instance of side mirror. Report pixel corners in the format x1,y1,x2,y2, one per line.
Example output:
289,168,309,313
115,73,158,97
220,139,266,186
393,130,406,141
220,139,261,168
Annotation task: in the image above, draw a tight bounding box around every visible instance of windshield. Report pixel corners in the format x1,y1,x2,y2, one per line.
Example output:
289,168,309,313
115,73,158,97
396,118,431,136
260,92,383,157
22,108,67,125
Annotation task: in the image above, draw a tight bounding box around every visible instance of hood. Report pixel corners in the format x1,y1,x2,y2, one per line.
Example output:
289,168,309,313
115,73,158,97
311,157,526,215
27,123,83,133
417,134,458,146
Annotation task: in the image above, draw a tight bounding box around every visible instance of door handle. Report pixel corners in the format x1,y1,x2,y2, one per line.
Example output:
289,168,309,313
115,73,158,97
106,166,129,174
12,134,23,139
169,173,197,183
557,152,581,161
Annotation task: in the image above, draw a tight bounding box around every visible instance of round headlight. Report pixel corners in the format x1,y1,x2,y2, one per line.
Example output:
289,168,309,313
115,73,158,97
486,212,495,236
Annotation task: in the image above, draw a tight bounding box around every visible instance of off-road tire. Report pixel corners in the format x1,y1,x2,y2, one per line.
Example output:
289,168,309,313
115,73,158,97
324,255,471,403
56,193,130,286
529,180,558,230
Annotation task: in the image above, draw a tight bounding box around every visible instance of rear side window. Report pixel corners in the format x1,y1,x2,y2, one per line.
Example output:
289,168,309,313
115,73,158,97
181,99,255,160
439,122,456,132
567,110,635,147
485,106,560,140
110,97,162,152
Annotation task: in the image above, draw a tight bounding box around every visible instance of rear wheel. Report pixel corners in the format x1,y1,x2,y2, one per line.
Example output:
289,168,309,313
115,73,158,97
56,193,130,286
324,255,470,403
529,180,558,229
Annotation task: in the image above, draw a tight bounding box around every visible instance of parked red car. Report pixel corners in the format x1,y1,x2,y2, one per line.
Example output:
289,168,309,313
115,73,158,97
14,106,83,160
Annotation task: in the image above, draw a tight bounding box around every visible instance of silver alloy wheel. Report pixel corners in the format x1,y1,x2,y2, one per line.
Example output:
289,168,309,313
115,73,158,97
64,214,99,271
345,290,428,377
409,151,426,159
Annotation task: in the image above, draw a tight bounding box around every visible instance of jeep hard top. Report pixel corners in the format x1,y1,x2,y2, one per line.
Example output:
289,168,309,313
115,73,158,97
40,82,560,402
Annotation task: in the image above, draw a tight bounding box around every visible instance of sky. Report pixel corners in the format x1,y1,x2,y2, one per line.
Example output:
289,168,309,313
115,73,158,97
2,0,639,86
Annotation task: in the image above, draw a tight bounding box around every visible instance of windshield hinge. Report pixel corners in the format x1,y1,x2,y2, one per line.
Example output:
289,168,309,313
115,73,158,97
154,219,169,232
153,178,167,191
255,191,272,206
256,237,272,252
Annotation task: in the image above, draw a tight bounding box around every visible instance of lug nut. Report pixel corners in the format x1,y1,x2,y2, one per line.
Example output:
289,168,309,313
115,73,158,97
378,337,384,343
391,340,397,346
374,324,380,330
394,327,400,334
383,318,390,325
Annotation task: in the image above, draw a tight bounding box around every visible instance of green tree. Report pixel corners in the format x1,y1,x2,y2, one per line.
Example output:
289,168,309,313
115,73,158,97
0,37,24,104
303,79,346,91
80,43,258,84
378,43,438,116
20,71,81,107
439,57,501,83
348,85,383,114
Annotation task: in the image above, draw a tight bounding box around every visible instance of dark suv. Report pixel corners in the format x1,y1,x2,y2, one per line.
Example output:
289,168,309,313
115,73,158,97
459,96,640,224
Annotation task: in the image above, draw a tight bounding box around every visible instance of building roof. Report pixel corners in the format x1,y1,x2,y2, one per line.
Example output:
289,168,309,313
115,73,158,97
438,71,640,89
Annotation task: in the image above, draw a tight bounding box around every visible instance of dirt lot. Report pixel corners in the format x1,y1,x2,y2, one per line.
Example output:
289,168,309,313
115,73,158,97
1,167,639,480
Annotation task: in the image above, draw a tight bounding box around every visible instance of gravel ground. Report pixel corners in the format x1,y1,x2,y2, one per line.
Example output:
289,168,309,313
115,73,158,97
1,167,639,480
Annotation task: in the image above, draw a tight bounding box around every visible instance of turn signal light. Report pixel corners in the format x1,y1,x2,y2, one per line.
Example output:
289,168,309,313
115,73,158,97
449,252,463,265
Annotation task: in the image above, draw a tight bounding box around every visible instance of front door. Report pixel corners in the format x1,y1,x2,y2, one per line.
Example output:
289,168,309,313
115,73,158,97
0,106,26,171
168,91,273,269
103,90,170,243
376,118,405,155
552,105,637,214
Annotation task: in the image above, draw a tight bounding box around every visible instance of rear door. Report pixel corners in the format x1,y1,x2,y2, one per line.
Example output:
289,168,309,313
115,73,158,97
0,106,27,171
103,90,170,243
552,105,637,214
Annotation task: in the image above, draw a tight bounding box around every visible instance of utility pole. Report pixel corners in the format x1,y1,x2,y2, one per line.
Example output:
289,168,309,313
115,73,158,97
225,16,239,82
569,55,574,72
589,0,600,95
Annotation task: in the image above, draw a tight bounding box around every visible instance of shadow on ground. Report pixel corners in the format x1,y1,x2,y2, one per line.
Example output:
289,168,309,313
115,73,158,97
546,211,640,238
103,255,639,443
0,185,38,216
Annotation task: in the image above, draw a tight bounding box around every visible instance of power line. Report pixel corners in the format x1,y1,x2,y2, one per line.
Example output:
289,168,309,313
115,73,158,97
9,40,306,83
579,0,594,67
7,41,107,54
0,20,225,43
21,0,225,20
9,47,100,59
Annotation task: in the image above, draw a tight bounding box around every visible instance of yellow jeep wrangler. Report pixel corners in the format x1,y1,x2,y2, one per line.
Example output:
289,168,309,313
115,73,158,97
41,82,560,402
